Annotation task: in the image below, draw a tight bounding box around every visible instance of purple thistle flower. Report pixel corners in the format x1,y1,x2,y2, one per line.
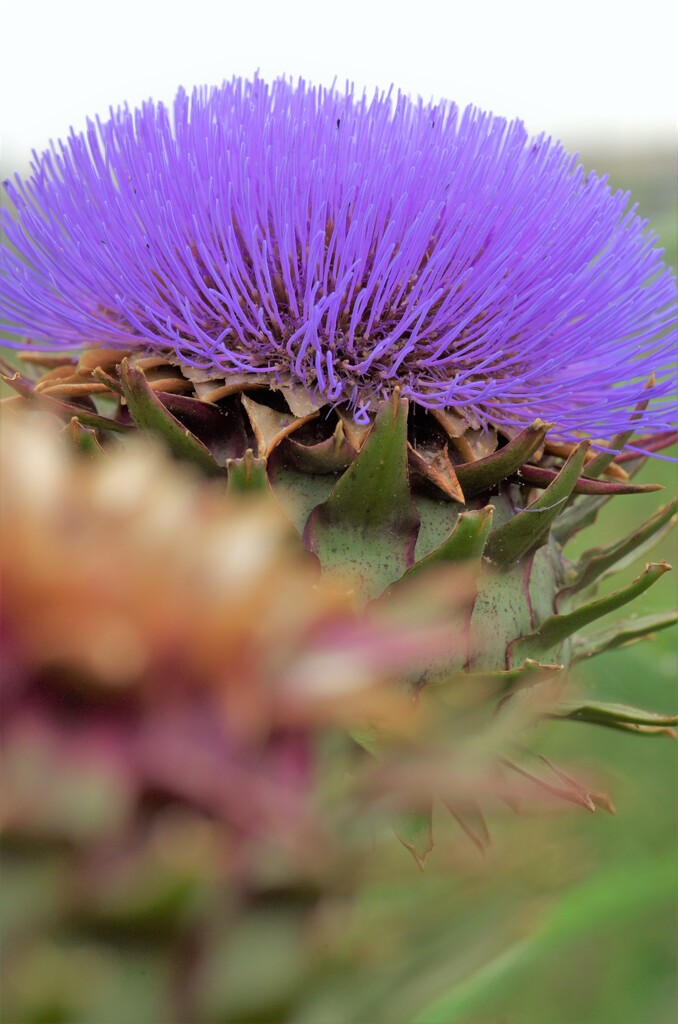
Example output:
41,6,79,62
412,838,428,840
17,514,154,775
1,76,676,442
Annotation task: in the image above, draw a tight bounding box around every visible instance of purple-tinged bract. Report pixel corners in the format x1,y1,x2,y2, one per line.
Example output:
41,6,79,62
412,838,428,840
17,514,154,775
1,76,676,440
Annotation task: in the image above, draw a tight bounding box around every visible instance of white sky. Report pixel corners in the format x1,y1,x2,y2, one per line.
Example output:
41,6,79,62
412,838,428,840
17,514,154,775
1,0,677,169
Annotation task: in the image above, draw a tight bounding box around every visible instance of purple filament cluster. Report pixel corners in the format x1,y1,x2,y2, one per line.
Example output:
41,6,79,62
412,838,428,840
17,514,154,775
1,76,676,439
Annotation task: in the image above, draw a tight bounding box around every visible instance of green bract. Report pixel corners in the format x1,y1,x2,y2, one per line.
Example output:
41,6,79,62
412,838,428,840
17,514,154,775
3,350,675,777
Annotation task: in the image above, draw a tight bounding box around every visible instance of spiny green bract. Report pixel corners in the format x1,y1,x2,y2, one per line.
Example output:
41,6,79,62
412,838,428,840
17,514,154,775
3,350,675,742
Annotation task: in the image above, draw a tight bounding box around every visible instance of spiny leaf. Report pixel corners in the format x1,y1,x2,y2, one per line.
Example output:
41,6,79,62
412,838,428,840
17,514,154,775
442,419,499,462
267,457,340,534
551,387,667,542
455,419,552,499
572,611,678,662
1,368,42,398
336,408,373,451
585,378,653,478
548,700,678,734
561,497,678,596
544,437,626,479
400,506,494,581
500,758,597,811
62,417,107,457
584,441,633,479
271,379,323,418
119,359,222,475
467,561,533,671
2,371,132,433
413,495,462,561
282,420,354,474
304,393,420,602
591,722,676,736
539,757,615,814
510,562,672,663
240,393,317,458
438,659,565,696
515,463,662,496
551,493,611,545
484,442,590,568
443,798,491,853
92,365,125,396
155,391,247,465
226,450,269,492
395,806,434,870
614,430,678,462
408,442,465,502
585,431,640,481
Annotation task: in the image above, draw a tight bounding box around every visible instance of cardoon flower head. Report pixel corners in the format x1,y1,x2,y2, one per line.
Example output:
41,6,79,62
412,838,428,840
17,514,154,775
1,82,677,1008
1,75,676,442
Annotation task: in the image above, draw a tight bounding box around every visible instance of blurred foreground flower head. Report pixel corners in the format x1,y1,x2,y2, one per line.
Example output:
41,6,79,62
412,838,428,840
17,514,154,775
0,412,569,1023
0,411,500,831
2,411,671,848
0,411,429,732
1,411,675,1023
1,76,676,442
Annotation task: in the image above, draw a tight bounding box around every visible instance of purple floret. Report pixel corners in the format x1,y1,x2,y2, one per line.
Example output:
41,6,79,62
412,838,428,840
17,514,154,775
1,76,676,441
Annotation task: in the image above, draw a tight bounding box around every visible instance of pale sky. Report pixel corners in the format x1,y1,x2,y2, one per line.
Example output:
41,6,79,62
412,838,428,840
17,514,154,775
1,0,677,170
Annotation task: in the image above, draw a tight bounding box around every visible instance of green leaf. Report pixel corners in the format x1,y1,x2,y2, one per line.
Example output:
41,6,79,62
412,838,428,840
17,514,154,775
282,421,355,474
436,659,565,696
154,390,247,466
305,393,420,602
119,359,222,475
551,493,611,545
561,497,678,595
572,610,678,662
468,561,534,671
585,431,638,479
413,494,462,561
62,417,107,457
548,700,678,734
526,542,560,626
91,364,125,394
510,562,672,664
395,806,435,870
226,449,269,492
484,442,590,568
455,419,552,498
400,506,494,581
267,447,342,534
